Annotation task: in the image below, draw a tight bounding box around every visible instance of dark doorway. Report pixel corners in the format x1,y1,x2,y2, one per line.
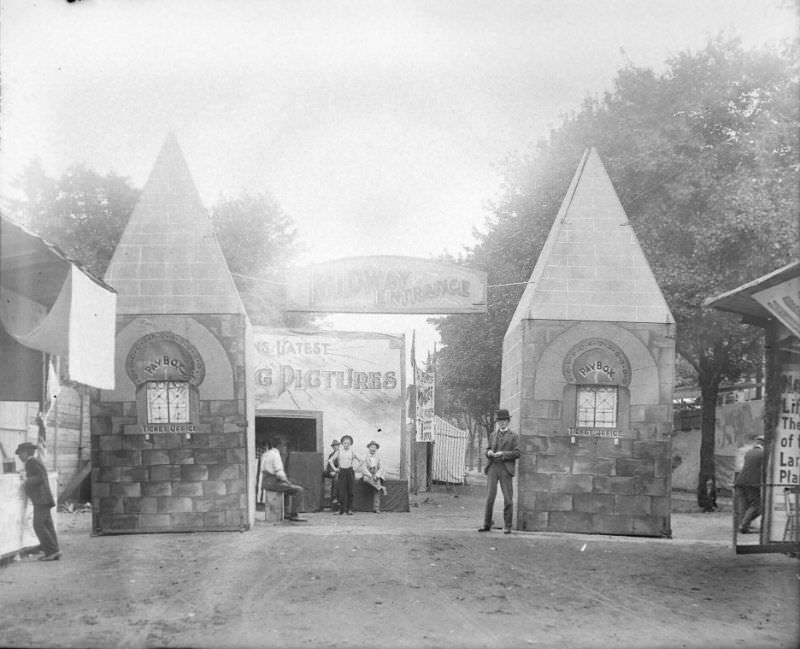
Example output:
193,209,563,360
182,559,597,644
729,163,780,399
255,411,323,512
256,415,318,454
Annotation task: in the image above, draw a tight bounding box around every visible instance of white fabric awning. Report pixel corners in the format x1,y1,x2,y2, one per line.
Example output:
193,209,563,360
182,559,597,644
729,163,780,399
1,216,117,389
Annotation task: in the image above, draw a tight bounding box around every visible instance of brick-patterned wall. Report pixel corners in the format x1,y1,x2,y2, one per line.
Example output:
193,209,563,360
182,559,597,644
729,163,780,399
91,314,250,533
504,319,675,537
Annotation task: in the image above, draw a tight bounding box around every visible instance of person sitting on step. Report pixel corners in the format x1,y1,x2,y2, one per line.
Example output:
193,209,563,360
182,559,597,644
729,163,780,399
361,439,388,513
261,436,306,522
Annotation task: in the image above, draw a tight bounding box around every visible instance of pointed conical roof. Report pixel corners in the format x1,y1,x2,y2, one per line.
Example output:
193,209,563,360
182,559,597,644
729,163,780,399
507,148,673,329
105,133,245,315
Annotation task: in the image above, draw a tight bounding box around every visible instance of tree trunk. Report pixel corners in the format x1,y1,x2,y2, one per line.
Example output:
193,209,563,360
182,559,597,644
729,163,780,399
697,380,720,511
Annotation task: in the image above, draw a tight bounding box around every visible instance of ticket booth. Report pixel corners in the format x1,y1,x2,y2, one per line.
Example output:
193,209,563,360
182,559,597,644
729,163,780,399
93,134,256,534
706,261,800,555
500,149,675,536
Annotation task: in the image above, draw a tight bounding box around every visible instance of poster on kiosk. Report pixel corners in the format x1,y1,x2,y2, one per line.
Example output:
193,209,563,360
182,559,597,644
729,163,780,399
768,368,800,546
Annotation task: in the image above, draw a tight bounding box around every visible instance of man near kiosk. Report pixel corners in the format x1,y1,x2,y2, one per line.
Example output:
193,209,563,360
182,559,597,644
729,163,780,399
15,442,61,561
479,409,521,534
735,435,764,534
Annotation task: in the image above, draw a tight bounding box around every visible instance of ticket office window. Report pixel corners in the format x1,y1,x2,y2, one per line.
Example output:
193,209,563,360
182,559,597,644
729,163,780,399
562,384,629,432
146,381,189,423
576,385,618,428
139,380,198,424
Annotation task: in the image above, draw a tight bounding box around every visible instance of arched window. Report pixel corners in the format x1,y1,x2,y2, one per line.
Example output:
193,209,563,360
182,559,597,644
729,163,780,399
576,385,617,428
146,380,190,423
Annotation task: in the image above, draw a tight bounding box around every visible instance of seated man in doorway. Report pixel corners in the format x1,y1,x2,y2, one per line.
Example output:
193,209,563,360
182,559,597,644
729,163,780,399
261,437,307,522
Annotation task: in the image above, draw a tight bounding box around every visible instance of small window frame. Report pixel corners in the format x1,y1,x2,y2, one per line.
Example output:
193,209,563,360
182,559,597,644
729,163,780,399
145,380,191,424
576,385,618,428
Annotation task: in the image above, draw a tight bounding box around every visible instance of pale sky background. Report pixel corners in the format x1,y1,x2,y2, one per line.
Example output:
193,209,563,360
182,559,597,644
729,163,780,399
0,0,796,360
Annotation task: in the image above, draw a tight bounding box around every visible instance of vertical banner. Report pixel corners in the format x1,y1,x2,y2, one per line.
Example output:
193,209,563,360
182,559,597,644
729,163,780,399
769,367,800,542
415,365,435,442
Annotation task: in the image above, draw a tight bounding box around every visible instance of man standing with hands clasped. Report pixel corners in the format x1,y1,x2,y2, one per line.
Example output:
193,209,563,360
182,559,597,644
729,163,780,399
479,408,521,534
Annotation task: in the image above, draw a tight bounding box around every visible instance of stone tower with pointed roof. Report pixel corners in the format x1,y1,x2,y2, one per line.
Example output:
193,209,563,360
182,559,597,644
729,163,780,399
500,149,675,537
93,135,256,535
105,132,245,315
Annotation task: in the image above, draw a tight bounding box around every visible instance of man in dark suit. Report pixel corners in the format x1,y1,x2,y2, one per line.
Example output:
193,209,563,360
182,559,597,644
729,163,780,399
735,435,764,534
479,408,521,534
15,442,61,561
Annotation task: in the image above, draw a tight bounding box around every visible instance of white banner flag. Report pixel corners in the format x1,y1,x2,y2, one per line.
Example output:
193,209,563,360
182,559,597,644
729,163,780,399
415,366,435,442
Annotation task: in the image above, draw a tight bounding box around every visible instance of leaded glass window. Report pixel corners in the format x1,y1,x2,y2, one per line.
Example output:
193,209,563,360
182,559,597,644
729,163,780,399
146,381,190,423
576,385,617,428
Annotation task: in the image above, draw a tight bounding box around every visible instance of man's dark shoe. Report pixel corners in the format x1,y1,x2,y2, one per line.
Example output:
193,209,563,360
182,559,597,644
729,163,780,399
478,526,491,532
285,514,306,522
739,527,754,534
38,551,61,561
504,528,512,535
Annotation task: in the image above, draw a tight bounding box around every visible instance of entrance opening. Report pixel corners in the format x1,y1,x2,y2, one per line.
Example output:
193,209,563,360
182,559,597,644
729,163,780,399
255,411,323,513
256,415,318,454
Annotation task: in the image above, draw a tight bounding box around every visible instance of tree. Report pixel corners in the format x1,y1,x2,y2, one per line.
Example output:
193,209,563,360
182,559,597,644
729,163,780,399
210,191,307,326
436,36,799,508
9,160,140,277
9,164,308,327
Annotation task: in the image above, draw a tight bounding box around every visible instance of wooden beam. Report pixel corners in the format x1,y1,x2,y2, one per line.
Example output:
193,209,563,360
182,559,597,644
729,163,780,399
58,461,91,504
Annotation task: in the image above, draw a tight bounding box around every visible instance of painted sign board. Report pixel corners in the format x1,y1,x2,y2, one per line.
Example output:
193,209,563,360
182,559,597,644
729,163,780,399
768,367,800,543
415,365,435,442
252,329,406,479
285,256,487,314
753,278,800,338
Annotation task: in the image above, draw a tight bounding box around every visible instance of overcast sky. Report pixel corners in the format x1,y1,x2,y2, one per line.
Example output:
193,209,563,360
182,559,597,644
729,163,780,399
0,0,795,355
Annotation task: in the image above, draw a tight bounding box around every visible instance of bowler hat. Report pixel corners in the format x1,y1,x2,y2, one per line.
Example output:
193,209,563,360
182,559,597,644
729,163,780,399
340,435,353,444
496,408,510,421
367,440,380,450
15,442,37,455
330,439,340,446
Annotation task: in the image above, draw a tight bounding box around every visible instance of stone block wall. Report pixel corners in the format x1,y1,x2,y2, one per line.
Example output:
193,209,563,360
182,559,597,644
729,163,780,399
503,319,675,537
91,314,251,533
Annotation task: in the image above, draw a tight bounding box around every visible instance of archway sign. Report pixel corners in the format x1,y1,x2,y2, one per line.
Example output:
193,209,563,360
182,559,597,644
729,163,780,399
285,255,487,314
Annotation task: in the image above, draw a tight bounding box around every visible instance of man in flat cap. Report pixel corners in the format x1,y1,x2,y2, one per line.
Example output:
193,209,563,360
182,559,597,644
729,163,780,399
735,434,764,534
479,408,521,534
15,442,61,561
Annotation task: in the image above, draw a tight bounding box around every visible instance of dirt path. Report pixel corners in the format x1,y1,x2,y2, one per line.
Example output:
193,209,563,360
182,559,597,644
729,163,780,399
0,492,797,649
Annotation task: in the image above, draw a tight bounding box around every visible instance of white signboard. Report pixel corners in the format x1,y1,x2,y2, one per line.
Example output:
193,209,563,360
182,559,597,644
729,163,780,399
415,366,435,442
286,256,487,314
768,368,800,542
753,278,800,338
253,329,405,479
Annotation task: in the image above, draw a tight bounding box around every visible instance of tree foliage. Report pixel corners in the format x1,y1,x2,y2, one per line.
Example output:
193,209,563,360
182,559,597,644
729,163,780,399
8,164,306,326
210,191,306,326
435,37,799,501
9,160,140,278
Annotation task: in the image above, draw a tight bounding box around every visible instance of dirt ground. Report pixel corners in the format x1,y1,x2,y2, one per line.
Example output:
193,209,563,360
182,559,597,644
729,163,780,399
1,489,798,649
